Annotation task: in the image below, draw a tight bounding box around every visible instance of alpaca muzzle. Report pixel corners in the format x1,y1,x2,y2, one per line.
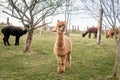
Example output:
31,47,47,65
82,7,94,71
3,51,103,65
60,26,65,32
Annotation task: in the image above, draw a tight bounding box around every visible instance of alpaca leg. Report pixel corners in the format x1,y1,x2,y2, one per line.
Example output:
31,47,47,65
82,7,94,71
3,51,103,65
67,52,71,70
3,36,7,46
6,35,10,46
57,56,62,74
61,56,67,73
111,35,113,38
15,36,20,45
94,33,97,39
88,33,91,38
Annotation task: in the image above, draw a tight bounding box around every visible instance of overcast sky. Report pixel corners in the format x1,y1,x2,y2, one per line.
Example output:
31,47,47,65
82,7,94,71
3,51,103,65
0,0,98,31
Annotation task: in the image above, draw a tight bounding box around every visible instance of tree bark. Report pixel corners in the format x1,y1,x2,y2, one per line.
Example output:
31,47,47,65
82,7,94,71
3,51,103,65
7,17,10,25
112,33,120,78
97,8,103,45
24,30,33,52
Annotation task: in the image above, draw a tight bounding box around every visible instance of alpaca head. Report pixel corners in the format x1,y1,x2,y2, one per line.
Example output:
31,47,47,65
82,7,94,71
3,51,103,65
25,24,30,29
82,33,85,37
56,20,66,33
106,34,109,38
22,24,29,35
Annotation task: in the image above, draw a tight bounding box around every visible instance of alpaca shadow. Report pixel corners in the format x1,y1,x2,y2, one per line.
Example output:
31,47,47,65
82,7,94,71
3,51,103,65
1,25,28,46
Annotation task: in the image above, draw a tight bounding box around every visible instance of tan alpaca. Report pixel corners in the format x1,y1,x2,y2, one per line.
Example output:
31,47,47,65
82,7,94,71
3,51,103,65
54,20,72,74
106,28,119,38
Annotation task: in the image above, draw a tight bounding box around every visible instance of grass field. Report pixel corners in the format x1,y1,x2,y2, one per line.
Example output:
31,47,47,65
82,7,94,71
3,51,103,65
0,30,120,80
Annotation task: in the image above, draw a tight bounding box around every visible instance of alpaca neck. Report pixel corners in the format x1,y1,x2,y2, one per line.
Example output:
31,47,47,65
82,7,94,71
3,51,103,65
56,32,65,48
23,29,27,34
84,31,88,36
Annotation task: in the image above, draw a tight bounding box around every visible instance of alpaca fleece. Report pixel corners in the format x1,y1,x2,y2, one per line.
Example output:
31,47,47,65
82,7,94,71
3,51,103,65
82,27,97,38
106,28,119,38
54,20,72,74
1,26,27,46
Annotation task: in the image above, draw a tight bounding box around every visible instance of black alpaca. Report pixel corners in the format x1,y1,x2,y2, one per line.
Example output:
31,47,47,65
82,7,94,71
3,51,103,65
82,27,97,38
1,26,27,46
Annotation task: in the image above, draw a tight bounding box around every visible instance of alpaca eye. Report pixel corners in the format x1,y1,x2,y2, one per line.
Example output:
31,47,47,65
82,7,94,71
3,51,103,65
59,26,61,27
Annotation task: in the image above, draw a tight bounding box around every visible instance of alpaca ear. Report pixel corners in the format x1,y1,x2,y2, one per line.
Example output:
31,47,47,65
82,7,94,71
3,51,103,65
57,20,59,22
64,20,66,24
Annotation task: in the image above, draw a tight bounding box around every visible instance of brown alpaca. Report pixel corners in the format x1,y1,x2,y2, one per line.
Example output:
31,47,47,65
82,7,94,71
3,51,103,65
54,20,72,74
106,28,119,38
82,27,97,38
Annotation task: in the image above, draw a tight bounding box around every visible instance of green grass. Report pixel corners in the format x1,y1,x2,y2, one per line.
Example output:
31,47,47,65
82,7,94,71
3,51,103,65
0,30,120,80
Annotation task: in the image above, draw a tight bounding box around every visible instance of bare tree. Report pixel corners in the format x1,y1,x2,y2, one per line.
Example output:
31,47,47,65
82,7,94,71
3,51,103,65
81,0,120,79
64,0,72,35
101,0,120,79
97,0,103,44
80,0,103,44
1,0,65,52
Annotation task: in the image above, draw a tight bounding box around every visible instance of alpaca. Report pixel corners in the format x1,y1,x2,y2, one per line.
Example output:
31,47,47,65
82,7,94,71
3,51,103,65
106,28,119,38
82,27,97,38
54,20,72,74
1,26,27,46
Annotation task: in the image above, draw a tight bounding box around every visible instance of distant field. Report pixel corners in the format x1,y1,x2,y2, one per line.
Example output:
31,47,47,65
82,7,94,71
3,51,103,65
0,30,120,80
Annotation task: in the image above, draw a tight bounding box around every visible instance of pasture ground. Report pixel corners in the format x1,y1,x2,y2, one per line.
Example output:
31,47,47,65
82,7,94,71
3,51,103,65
0,30,120,80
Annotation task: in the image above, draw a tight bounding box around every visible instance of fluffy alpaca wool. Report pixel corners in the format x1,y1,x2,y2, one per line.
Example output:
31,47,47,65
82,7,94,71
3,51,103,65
1,26,27,46
82,27,97,38
106,28,119,38
54,20,72,74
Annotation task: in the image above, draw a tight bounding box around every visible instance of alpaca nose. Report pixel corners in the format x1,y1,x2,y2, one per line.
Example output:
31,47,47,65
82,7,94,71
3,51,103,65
60,26,64,31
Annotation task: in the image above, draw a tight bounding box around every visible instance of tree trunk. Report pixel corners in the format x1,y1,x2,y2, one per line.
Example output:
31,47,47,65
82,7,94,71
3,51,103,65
24,30,33,52
112,33,120,78
7,17,10,25
104,25,107,36
97,8,103,44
